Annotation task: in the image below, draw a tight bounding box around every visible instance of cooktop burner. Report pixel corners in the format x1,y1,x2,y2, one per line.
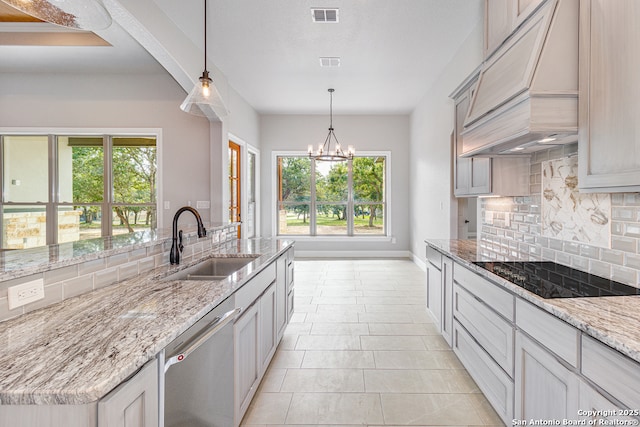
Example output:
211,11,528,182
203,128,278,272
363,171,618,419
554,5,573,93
472,261,640,299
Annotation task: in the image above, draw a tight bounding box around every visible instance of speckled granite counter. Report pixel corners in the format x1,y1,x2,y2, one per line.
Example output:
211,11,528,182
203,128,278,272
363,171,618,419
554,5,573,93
426,238,640,364
0,238,293,405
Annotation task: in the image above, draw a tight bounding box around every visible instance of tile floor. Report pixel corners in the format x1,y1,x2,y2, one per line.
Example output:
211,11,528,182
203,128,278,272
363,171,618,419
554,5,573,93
240,259,503,427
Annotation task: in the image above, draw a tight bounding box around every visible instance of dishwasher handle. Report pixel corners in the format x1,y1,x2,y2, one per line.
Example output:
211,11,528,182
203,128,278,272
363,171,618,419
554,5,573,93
164,307,241,373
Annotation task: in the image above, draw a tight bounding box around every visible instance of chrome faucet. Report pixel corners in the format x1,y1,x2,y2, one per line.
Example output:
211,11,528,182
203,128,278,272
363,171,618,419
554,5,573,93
170,206,207,265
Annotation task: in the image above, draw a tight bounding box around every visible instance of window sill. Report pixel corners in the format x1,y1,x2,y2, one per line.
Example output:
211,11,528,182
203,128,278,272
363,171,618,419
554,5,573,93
276,235,392,242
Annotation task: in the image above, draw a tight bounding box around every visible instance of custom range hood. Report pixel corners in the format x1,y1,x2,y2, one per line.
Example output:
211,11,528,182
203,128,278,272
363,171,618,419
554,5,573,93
461,0,578,157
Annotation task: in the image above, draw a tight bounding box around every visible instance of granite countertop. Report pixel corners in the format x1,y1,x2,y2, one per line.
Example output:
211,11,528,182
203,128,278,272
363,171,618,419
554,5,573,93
426,239,640,364
0,238,293,405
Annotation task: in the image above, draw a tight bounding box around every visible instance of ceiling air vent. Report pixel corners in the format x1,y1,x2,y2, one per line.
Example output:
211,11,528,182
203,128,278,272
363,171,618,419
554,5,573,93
319,57,341,68
311,8,339,23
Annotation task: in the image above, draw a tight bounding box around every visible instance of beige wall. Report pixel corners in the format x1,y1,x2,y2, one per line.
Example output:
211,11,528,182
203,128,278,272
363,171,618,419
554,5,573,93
0,71,211,230
259,114,411,256
408,20,483,259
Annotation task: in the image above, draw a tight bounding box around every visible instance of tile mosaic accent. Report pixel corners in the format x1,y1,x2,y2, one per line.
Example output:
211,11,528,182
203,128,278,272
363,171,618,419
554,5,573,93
541,156,611,247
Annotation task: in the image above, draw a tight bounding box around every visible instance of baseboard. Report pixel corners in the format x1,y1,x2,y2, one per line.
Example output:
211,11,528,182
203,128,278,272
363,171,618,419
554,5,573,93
412,253,426,271
294,250,412,259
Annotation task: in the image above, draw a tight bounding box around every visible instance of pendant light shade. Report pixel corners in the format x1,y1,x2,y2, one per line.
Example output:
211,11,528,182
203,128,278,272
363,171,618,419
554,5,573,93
308,89,354,162
180,0,229,119
0,0,112,30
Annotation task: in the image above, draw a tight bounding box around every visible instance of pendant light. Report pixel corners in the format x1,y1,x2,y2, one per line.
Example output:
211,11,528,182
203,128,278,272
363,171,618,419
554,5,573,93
180,0,229,119
0,0,112,30
308,88,354,162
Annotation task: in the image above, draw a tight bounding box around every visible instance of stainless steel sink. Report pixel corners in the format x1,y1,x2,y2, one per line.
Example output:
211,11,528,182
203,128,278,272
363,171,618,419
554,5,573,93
163,255,260,281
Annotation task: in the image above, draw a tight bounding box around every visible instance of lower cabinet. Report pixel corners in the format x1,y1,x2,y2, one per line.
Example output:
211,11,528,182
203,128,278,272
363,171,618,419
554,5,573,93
425,247,443,332
453,321,514,424
234,303,260,425
578,381,639,423
259,283,277,375
514,332,579,420
275,254,287,341
441,257,454,346
98,359,158,427
425,249,640,427
234,277,285,426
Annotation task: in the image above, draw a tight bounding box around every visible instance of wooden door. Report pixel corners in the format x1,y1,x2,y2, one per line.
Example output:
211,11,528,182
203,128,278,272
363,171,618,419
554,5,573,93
229,141,241,236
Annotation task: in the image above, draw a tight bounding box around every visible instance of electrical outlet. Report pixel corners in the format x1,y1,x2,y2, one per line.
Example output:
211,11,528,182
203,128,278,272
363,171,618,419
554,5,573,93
8,278,45,310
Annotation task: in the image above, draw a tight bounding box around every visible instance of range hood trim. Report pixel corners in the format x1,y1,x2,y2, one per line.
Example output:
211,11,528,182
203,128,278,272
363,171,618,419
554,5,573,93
460,0,579,157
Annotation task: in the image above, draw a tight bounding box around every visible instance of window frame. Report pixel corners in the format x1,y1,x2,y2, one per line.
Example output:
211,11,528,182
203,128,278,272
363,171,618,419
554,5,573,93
0,128,162,248
272,150,392,241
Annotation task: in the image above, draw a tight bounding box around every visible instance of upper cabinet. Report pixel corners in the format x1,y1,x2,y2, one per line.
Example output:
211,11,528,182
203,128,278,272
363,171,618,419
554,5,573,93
484,0,514,58
464,0,579,157
513,0,547,28
451,69,530,198
453,69,491,196
578,0,640,192
485,0,549,59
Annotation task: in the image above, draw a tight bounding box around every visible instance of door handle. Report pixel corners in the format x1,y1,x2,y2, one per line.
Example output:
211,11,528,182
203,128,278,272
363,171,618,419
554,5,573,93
164,307,241,373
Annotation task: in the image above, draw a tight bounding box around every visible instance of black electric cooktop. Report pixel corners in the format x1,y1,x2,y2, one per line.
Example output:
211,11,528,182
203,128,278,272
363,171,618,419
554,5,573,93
472,261,640,299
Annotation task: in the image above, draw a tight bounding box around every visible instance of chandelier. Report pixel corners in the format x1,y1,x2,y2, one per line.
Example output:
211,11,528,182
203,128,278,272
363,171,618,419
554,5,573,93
308,88,354,162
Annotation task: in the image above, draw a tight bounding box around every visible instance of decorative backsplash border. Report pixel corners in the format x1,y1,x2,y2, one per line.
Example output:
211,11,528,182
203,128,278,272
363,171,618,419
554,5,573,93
480,143,640,288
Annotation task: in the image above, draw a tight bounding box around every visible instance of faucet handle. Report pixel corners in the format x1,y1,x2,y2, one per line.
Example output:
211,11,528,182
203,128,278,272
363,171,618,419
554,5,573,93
178,230,184,253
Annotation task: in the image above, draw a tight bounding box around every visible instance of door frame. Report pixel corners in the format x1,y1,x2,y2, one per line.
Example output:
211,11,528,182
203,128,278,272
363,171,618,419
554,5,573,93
229,133,260,239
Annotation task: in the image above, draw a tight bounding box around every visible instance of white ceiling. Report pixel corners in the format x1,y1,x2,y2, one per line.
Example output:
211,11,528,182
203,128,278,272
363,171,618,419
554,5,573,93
0,0,483,115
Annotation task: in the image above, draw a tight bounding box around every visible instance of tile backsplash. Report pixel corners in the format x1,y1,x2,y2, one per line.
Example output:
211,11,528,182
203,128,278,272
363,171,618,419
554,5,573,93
0,224,238,322
480,143,640,288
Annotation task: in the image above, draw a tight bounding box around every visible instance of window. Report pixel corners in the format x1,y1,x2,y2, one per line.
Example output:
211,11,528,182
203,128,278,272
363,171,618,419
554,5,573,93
276,153,388,236
1,134,157,249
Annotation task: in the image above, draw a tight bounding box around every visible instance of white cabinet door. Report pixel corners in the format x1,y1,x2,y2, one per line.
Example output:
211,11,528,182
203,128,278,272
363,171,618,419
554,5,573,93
275,255,287,341
514,332,579,419
441,257,454,346
98,359,158,427
259,282,277,375
234,303,260,425
579,0,640,192
453,321,514,425
484,0,514,58
578,381,638,423
426,262,442,332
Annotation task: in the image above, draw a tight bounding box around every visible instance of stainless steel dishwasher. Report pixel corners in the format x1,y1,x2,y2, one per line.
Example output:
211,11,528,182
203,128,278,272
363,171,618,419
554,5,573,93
158,295,241,427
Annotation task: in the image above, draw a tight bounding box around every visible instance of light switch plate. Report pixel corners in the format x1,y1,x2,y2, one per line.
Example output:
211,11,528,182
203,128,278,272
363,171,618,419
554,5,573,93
196,200,210,209
8,278,45,310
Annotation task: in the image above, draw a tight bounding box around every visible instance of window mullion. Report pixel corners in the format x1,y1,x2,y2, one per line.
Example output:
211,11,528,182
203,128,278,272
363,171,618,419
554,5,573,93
103,135,112,237
46,134,57,245
347,158,354,236
310,158,316,236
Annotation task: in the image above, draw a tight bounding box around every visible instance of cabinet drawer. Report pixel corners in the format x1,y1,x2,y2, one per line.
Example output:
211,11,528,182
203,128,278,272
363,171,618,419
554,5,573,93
515,299,578,367
582,335,640,409
287,261,294,292
578,380,637,422
426,246,442,269
453,321,514,425
454,283,514,376
287,289,295,321
454,263,515,321
236,263,277,311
